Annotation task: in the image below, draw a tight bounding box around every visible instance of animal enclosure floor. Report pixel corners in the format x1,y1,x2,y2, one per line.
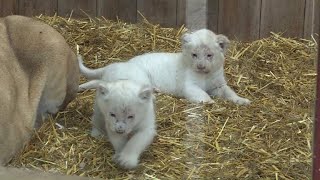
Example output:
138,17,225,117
9,16,317,180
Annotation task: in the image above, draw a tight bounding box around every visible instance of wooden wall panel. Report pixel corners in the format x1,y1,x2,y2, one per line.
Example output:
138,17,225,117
18,0,57,16
137,0,177,27
177,0,186,26
304,0,319,39
97,0,137,23
218,0,261,41
0,0,18,16
260,0,305,38
207,0,219,33
57,0,96,18
1,0,319,41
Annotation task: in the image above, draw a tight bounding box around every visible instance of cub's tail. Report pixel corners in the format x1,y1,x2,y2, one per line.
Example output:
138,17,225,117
77,55,105,79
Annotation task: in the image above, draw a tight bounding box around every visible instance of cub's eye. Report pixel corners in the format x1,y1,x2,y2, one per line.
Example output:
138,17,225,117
207,54,213,58
128,115,134,119
110,113,116,117
192,53,197,58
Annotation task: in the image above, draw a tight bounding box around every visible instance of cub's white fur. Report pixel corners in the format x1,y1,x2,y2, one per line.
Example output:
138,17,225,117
79,29,250,105
80,80,156,169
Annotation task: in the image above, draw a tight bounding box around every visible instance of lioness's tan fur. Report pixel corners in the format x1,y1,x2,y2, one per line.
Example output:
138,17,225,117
0,15,79,165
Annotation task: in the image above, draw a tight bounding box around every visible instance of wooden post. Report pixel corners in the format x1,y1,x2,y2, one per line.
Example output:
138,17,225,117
185,0,207,31
313,8,320,179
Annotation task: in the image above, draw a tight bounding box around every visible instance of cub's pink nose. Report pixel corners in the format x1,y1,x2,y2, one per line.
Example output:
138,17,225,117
197,64,205,69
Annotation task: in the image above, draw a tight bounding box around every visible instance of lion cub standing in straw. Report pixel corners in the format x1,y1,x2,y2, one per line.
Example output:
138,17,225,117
80,29,250,105
79,61,156,169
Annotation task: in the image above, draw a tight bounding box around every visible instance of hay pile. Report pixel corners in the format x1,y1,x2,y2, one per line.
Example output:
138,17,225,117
9,15,317,179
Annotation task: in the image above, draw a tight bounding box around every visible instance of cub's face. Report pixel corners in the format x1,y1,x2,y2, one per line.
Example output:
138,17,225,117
104,104,143,135
96,80,153,135
182,29,230,74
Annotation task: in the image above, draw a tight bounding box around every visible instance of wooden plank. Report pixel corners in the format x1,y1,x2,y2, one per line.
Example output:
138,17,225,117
176,0,186,26
137,0,177,27
185,0,207,31
304,0,319,39
18,0,57,16
57,0,96,18
97,0,137,23
0,0,18,16
218,0,261,41
260,0,305,38
207,0,219,33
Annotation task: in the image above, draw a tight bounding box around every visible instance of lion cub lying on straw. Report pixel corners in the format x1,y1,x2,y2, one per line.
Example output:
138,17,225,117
0,15,79,165
79,79,156,169
79,29,250,105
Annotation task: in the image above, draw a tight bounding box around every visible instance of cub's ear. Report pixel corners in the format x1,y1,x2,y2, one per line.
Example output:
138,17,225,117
217,34,230,54
139,86,153,100
98,83,109,96
181,32,192,47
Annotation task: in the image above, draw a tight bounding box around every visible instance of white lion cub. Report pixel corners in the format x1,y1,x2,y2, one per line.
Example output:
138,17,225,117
79,29,250,105
80,79,156,169
127,29,250,105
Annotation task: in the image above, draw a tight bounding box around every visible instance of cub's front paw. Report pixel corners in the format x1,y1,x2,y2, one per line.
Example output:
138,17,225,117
234,97,251,105
203,99,215,104
191,97,214,104
114,153,139,169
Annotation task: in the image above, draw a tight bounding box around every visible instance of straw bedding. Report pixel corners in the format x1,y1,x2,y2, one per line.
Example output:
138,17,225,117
8,15,317,179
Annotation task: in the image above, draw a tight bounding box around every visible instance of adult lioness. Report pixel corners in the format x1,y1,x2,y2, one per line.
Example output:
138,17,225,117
0,15,79,165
